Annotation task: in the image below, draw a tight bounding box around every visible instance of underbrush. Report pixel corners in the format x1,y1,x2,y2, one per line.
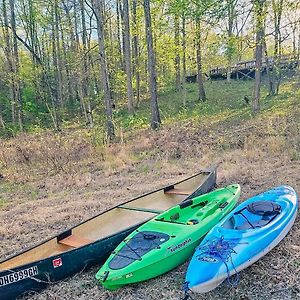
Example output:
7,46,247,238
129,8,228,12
0,79,299,191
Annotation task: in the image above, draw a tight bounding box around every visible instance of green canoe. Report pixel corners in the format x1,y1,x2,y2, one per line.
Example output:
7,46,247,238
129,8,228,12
96,184,241,290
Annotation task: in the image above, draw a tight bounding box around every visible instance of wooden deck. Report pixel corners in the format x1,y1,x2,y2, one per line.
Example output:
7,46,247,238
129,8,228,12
209,54,299,80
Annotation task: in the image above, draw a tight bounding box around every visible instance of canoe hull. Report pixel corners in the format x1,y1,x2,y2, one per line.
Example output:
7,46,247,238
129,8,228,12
0,225,137,300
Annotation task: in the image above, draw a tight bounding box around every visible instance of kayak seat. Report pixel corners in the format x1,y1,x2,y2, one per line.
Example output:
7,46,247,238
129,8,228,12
234,201,281,230
247,201,281,217
58,235,93,248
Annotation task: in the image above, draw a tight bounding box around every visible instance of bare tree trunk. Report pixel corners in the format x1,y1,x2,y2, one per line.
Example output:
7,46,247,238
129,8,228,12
42,39,60,131
122,0,134,114
2,0,15,125
77,0,88,122
60,21,73,104
271,0,283,96
0,108,5,129
52,0,63,107
28,0,39,65
253,0,266,112
264,42,274,96
9,0,23,131
132,0,141,106
226,0,236,83
143,0,161,129
116,0,124,69
80,0,93,128
182,16,187,105
196,19,206,101
292,27,297,55
174,15,181,91
62,0,78,107
92,0,115,140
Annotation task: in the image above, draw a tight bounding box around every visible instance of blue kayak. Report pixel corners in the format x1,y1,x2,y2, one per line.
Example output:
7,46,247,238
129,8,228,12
185,185,298,294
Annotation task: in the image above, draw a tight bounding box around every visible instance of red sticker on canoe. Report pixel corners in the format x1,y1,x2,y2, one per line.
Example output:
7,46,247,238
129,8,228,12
53,258,62,268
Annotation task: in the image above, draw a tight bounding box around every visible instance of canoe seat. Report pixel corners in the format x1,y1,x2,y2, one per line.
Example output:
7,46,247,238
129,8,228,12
164,189,192,196
58,235,92,248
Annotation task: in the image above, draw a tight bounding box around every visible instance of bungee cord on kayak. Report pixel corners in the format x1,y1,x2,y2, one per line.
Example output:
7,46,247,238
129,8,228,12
181,281,196,300
196,236,242,287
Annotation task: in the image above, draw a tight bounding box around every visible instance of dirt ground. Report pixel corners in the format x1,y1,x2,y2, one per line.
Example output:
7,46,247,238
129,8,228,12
1,107,300,299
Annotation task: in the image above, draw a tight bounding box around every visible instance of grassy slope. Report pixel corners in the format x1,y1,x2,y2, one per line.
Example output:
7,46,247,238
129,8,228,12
0,77,300,300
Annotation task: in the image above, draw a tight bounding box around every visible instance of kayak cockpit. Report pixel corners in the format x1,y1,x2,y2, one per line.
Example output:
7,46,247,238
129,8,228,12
108,231,170,270
222,201,281,230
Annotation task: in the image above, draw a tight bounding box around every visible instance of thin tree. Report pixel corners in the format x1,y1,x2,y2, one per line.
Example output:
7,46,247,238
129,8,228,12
1,0,15,125
116,0,124,69
143,0,161,129
195,18,206,101
52,0,63,107
182,15,187,105
122,0,134,114
132,0,141,106
9,0,23,131
253,0,266,112
174,15,181,91
226,0,238,83
0,103,5,129
80,0,93,128
269,0,284,96
92,0,115,139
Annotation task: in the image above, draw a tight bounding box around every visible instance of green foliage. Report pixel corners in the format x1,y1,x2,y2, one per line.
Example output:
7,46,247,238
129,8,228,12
0,0,298,139
114,80,254,132
190,0,227,19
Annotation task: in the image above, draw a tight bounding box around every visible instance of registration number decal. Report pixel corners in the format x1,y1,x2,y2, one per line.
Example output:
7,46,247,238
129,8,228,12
0,266,38,287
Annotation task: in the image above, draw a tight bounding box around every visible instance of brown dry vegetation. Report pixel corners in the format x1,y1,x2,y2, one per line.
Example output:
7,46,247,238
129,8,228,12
0,87,300,299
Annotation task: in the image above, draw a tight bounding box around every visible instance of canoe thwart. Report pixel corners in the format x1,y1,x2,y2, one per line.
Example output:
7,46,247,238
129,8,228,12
58,235,93,248
118,205,163,214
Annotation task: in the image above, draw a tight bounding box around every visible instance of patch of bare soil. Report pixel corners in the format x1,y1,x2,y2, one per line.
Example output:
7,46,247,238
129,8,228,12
1,106,300,300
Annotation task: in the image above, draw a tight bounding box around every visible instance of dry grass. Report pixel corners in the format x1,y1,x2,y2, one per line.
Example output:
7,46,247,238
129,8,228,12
0,93,300,300
20,157,300,300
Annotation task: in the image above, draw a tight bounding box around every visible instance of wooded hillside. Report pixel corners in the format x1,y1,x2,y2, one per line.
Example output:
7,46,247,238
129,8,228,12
0,0,300,140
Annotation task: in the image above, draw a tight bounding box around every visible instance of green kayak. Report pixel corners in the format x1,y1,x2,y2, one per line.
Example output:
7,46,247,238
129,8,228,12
96,184,241,290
